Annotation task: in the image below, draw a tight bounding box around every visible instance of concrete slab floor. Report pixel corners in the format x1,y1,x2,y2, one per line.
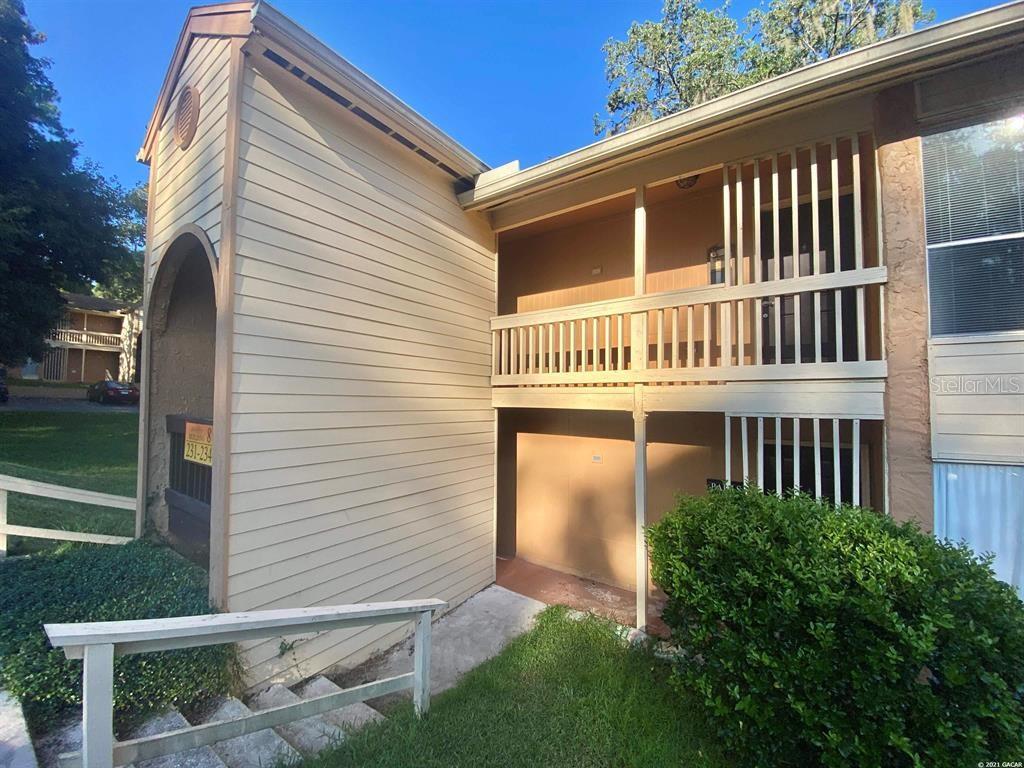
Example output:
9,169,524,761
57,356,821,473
496,557,669,638
332,584,545,706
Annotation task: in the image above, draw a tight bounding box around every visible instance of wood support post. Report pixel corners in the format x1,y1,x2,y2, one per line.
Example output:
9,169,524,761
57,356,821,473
0,489,7,558
634,386,648,631
82,643,114,768
413,609,432,717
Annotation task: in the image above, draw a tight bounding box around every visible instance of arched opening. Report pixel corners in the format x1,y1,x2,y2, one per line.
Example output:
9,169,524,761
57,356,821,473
144,226,218,568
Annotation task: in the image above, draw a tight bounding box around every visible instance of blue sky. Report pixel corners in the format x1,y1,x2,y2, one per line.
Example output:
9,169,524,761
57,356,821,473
27,0,993,189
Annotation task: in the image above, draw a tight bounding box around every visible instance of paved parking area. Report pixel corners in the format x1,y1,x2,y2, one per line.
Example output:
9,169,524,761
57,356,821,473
0,396,138,414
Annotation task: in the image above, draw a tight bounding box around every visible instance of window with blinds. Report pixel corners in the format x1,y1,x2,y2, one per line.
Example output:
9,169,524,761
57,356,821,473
922,115,1024,337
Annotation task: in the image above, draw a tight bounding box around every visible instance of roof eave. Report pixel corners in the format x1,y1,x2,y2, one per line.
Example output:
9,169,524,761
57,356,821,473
249,1,489,180
459,0,1024,211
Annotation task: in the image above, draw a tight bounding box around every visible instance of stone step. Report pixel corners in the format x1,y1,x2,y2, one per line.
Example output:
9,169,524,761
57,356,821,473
294,676,384,733
249,684,341,757
200,697,300,768
127,709,227,768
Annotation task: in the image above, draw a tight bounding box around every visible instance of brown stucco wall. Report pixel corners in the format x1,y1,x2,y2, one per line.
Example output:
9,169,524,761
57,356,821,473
498,184,723,316
498,408,884,589
874,84,933,531
145,247,217,534
83,350,120,382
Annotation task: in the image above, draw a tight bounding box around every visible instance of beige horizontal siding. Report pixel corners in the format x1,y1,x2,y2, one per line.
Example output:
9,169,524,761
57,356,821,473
149,37,232,277
929,335,1024,464
227,60,495,687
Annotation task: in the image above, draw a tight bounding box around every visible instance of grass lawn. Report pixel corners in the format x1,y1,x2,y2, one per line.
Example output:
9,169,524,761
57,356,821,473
303,607,728,768
0,411,138,554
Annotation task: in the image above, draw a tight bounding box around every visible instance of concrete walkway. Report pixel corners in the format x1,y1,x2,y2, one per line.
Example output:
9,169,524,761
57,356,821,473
336,585,545,698
0,691,37,768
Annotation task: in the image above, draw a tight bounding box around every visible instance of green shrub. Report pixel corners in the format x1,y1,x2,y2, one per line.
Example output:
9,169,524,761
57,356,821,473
647,486,1024,767
0,540,240,733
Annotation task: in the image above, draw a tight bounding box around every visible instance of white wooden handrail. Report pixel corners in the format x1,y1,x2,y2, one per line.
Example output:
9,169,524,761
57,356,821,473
0,474,135,557
490,265,886,330
45,599,446,768
490,264,887,384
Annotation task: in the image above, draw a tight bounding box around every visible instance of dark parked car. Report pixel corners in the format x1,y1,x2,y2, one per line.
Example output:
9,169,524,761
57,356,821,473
87,380,139,405
0,368,8,404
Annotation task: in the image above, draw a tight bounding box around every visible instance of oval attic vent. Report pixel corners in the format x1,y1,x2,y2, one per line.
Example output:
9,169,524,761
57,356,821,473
174,85,201,150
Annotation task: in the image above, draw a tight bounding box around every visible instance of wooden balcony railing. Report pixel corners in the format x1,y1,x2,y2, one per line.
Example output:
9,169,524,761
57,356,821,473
49,328,122,348
490,265,887,386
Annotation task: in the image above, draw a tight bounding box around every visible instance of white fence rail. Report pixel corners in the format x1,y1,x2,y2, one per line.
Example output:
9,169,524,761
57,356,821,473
45,599,446,768
0,474,135,557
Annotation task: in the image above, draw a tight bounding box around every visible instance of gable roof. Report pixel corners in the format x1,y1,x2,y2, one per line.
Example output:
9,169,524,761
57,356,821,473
137,2,254,164
138,2,488,181
459,0,1024,210
61,292,129,314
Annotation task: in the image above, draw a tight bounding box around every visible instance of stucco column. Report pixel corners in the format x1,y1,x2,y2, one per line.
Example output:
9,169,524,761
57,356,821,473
874,84,933,531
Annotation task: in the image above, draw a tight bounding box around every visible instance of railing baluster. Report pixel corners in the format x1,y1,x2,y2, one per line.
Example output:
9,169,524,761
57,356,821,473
592,317,599,372
569,319,576,373
687,305,695,368
0,489,7,558
617,314,624,371
671,307,679,368
741,416,749,483
792,417,801,492
775,417,783,497
814,418,822,500
757,416,765,489
852,418,861,506
528,326,534,374
537,325,543,373
703,304,711,368
517,327,524,375
833,417,842,504
657,309,664,369
604,316,611,373
725,415,732,486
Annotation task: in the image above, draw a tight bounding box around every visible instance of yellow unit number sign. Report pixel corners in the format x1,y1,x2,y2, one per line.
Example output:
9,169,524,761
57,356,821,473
184,422,213,466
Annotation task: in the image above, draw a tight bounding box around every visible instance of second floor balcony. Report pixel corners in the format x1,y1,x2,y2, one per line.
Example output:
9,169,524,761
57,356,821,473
48,327,122,350
491,131,887,392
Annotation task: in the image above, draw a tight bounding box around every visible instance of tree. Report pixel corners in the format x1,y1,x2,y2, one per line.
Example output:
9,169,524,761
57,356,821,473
0,0,130,365
597,0,933,136
744,0,932,82
94,183,147,307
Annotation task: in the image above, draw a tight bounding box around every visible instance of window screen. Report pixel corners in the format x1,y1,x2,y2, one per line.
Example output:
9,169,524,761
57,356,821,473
922,115,1024,336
